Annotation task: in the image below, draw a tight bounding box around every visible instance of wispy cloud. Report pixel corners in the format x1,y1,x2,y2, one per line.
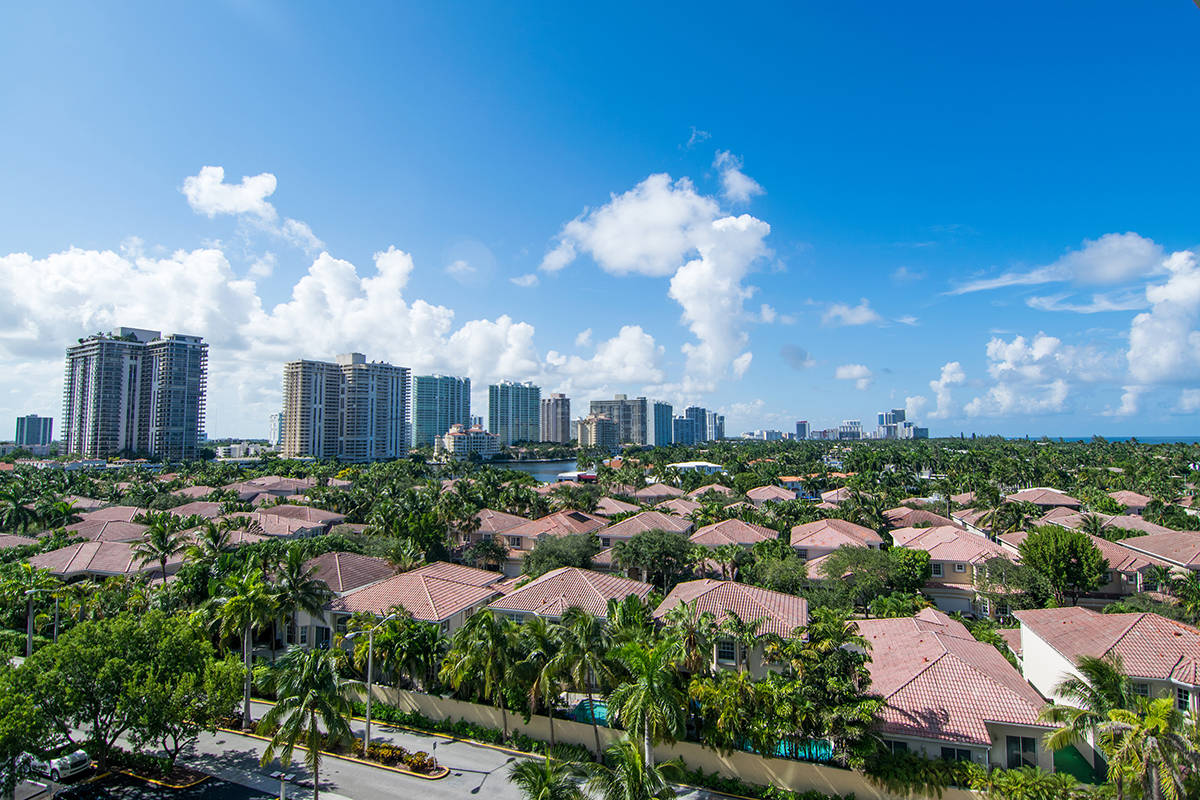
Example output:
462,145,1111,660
510,273,539,288
822,298,883,326
1026,290,1147,313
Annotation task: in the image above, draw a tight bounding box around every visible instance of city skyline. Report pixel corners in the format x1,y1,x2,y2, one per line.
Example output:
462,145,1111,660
2,4,1199,438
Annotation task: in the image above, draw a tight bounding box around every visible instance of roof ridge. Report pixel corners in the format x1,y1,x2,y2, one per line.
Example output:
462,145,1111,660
420,575,437,616
884,641,946,697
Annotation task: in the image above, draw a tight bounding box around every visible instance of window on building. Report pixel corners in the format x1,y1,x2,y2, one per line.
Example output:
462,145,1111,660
885,740,908,754
315,627,331,649
796,548,808,559
996,602,1010,617
334,617,348,635
980,598,990,615
941,748,972,762
1177,687,1191,712
1132,683,1150,697
600,537,611,548
1006,736,1036,769
298,626,308,645
931,563,944,578
954,563,966,573
440,620,450,634
716,639,736,663
1104,572,1114,584
507,536,522,548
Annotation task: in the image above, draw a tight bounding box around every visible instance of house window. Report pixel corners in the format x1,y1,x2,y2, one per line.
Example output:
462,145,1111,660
954,563,966,573
980,598,990,615
507,536,521,548
315,627,331,649
716,639,736,663
1104,572,1114,584
440,620,450,634
600,537,611,548
1177,687,1191,712
941,748,972,762
334,617,348,635
1132,683,1150,697
885,740,908,754
1006,736,1036,769
796,548,808,559
931,563,944,578
996,602,1010,617
298,626,308,645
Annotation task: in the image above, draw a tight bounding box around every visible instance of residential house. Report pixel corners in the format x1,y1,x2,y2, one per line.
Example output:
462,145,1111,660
30,541,185,580
998,529,1174,602
168,501,224,520
495,509,608,576
1113,530,1200,573
593,497,640,517
631,483,684,504
820,487,852,506
686,484,736,500
172,485,216,499
789,519,883,561
885,506,955,529
487,566,652,621
745,485,797,506
951,508,992,538
286,552,396,647
653,579,807,676
72,505,142,524
64,519,148,543
689,519,777,549
1005,488,1081,511
858,608,1052,769
656,497,701,517
455,508,529,547
1108,490,1152,515
0,534,38,551
597,510,694,550
891,525,1010,616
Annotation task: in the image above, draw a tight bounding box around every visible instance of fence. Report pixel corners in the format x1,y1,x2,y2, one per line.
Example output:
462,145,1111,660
367,686,979,800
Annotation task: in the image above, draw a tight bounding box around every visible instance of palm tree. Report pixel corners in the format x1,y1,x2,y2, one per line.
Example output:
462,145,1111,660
1080,513,1109,538
1098,697,1200,800
439,609,517,738
606,642,686,766
213,566,277,728
519,616,565,748
256,647,361,800
659,601,717,676
582,736,682,800
186,520,233,574
274,548,333,653
558,607,614,758
712,544,742,580
1145,565,1175,594
1041,653,1136,763
0,486,37,533
1170,572,1200,623
132,517,189,584
719,610,765,673
507,758,585,800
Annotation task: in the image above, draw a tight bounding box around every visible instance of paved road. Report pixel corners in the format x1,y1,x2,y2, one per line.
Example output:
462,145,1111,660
178,700,727,800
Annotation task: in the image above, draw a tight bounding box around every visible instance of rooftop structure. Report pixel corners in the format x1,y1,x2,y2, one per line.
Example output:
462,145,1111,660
488,566,652,619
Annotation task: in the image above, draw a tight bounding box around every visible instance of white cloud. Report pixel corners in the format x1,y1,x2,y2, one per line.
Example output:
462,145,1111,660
713,150,765,205
182,166,277,219
280,219,323,253
544,325,665,397
965,379,1070,417
510,273,539,288
835,363,873,391
950,232,1164,294
541,172,770,391
905,395,929,420
896,315,919,326
248,252,276,278
574,328,593,348
1103,385,1145,417
891,266,925,283
1026,290,1147,314
822,298,883,326
1127,250,1200,385
961,333,1109,417
758,304,777,323
445,259,477,283
685,126,711,148
1178,388,1200,413
928,361,966,419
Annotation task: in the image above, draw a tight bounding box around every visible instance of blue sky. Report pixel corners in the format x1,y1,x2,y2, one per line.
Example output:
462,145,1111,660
2,2,1198,438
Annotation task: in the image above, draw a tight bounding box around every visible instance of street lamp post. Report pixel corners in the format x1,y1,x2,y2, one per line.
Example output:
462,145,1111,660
23,588,51,658
345,612,397,758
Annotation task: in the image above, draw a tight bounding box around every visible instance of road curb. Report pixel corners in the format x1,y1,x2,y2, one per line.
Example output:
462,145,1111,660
217,728,450,781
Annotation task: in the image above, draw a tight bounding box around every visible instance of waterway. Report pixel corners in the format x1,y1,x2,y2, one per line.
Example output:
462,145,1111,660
495,458,580,482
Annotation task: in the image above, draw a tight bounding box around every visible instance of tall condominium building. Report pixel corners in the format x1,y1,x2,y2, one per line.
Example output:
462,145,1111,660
62,328,208,460
672,415,698,446
435,423,500,460
488,381,540,446
539,393,571,443
268,412,284,447
684,406,709,442
15,415,52,447
411,375,471,448
588,395,673,446
578,414,618,453
707,412,725,441
281,353,409,461
795,420,809,440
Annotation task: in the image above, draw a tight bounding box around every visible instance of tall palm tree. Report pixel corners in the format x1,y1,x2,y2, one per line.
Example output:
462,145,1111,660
1041,653,1136,761
213,566,277,728
132,517,189,584
519,616,565,748
659,601,717,676
274,548,333,652
712,544,742,580
1079,513,1109,539
606,642,686,766
0,486,37,533
1170,572,1200,623
185,519,233,574
1098,697,1200,800
582,736,682,800
439,609,517,738
1145,565,1175,594
256,647,361,800
719,610,766,673
507,758,585,800
557,607,614,758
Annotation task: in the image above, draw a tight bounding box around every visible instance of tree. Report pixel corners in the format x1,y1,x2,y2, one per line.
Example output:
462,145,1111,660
464,537,509,571
582,736,682,800
132,515,189,584
1018,526,1109,605
440,609,517,737
524,534,601,578
256,648,360,800
1098,697,1200,800
507,758,585,800
659,601,717,675
719,610,765,673
1041,654,1136,762
557,606,614,757
348,609,444,690
0,666,48,800
518,616,565,748
611,529,692,591
273,548,333,652
212,566,277,729
1170,572,1200,623
687,669,762,754
886,548,932,593
606,642,686,766
0,487,36,534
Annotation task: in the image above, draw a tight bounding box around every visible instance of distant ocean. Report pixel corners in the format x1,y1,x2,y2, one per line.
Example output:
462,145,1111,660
1006,436,1200,444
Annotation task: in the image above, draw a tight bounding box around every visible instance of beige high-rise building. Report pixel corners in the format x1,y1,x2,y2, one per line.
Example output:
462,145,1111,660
281,353,409,461
539,393,571,443
577,414,618,453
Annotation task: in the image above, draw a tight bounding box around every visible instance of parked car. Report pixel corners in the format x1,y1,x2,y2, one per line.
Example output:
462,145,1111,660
28,750,91,782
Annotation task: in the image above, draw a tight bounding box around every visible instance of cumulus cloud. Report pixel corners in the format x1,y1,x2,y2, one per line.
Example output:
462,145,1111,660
1103,386,1145,417
1127,250,1200,385
574,328,593,348
905,395,929,420
835,363,873,391
510,273,539,288
181,166,323,253
928,361,966,419
544,325,665,397
949,232,1163,294
757,304,777,323
822,299,883,326
780,345,815,371
541,172,770,391
961,333,1108,417
1178,389,1200,413
713,151,765,205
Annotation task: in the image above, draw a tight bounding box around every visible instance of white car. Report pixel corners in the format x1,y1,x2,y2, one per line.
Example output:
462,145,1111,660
28,750,91,782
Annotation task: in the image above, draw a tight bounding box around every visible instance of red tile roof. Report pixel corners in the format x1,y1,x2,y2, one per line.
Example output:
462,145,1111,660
653,579,807,637
169,501,224,519
892,525,1007,563
1000,529,1172,573
73,505,142,524
687,484,736,499
64,519,149,543
1006,488,1080,508
473,508,530,535
0,534,37,550
857,609,1048,746
632,483,684,502
257,504,346,524
820,487,852,504
600,510,694,540
63,496,108,510
1108,490,1152,510
1015,607,1200,684
746,485,797,504
487,567,652,618
1115,530,1200,568
885,507,955,528
690,519,777,548
30,541,184,577
330,561,502,620
303,552,396,594
172,485,216,499
790,519,883,549
503,509,608,541
656,498,702,516
594,497,641,517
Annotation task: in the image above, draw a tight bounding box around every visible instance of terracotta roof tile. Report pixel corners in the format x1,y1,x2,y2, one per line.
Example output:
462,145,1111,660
65,519,149,543
885,507,955,528
1000,529,1172,573
30,541,183,577
330,561,502,620
504,510,608,541
172,485,216,499
303,552,395,594
594,497,640,517
746,485,797,504
653,579,807,637
690,519,777,548
488,567,652,617
656,498,702,516
893,525,1007,563
601,511,694,540
72,505,141,524
169,501,224,519
790,519,883,549
0,534,38,549
1006,488,1081,508
632,483,684,501
1113,531,1200,568
687,484,736,499
473,508,530,535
